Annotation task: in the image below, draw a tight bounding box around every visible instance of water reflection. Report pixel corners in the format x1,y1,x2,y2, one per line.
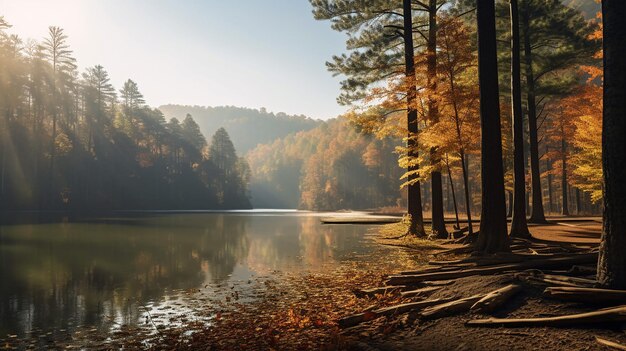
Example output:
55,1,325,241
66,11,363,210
0,213,375,340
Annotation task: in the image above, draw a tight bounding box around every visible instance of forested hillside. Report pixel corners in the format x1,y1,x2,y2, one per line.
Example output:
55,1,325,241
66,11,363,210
246,117,404,210
0,22,251,212
158,105,322,153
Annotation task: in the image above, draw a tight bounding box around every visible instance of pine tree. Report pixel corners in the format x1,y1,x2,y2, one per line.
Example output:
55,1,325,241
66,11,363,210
597,0,626,289
517,0,600,223
476,0,509,254
509,0,531,238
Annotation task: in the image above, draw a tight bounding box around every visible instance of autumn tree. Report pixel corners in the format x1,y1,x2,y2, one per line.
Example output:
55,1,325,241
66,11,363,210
311,0,449,237
426,16,480,235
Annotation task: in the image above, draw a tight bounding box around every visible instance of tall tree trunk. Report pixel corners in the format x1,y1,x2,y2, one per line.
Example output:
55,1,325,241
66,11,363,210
427,0,448,238
575,187,581,215
403,0,426,236
547,157,554,214
561,130,569,216
507,191,513,217
460,152,473,235
522,3,547,223
598,0,626,289
445,160,460,230
509,0,531,238
476,0,509,254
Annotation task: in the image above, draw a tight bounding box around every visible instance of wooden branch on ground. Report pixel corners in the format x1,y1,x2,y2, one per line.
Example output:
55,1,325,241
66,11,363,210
470,284,523,314
386,254,597,286
400,286,443,298
567,265,597,276
466,305,626,327
595,336,626,350
433,245,474,256
543,287,626,304
338,297,456,328
518,272,596,288
400,265,466,275
354,286,407,298
420,294,486,320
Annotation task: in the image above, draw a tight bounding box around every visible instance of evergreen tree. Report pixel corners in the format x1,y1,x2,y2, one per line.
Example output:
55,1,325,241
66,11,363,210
517,0,600,223
508,0,531,238
598,0,626,289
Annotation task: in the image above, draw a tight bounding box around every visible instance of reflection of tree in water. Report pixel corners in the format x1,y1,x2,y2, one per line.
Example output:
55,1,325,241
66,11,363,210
0,214,250,338
244,216,369,273
298,217,370,267
197,214,249,282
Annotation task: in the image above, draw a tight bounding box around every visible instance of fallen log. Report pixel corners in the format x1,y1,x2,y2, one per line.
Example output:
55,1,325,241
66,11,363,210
428,257,481,266
400,265,466,275
420,294,486,320
595,336,626,351
466,305,626,327
400,286,443,298
354,286,407,298
338,296,456,328
543,287,626,304
470,284,523,314
518,273,596,288
567,265,597,276
433,245,474,256
386,254,597,286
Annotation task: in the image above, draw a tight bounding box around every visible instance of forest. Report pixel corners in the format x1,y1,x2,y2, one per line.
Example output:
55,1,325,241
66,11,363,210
244,0,603,221
0,22,251,212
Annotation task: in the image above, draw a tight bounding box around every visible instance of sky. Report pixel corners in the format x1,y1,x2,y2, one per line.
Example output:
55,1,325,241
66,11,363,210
0,0,349,120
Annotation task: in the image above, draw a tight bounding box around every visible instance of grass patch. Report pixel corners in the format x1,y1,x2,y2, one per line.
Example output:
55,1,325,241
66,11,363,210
375,221,445,251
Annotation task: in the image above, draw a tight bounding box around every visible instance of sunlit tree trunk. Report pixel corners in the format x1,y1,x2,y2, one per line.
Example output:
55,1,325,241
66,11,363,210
509,0,531,238
404,0,426,236
476,0,509,254
445,159,460,230
598,0,626,288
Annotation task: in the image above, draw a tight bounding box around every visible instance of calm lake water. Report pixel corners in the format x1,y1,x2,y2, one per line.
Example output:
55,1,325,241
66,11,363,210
0,211,381,341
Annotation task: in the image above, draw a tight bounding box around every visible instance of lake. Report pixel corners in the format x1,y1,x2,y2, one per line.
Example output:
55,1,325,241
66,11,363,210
0,211,386,344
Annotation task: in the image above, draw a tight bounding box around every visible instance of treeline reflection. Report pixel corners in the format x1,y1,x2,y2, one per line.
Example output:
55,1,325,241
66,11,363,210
0,213,370,338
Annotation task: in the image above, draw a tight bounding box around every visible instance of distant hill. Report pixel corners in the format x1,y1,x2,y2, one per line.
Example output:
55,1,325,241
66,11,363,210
246,116,404,210
564,0,601,20
159,105,322,153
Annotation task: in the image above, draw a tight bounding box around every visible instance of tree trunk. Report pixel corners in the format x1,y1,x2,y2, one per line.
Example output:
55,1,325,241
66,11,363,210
598,0,626,289
427,0,448,239
575,187,581,215
546,157,554,214
461,152,474,235
561,130,569,216
522,3,547,223
403,0,426,236
476,0,509,254
446,161,460,230
509,0,531,238
506,190,513,218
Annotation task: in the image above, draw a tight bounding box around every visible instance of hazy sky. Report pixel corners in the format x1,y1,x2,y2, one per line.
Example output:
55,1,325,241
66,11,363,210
0,0,349,120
